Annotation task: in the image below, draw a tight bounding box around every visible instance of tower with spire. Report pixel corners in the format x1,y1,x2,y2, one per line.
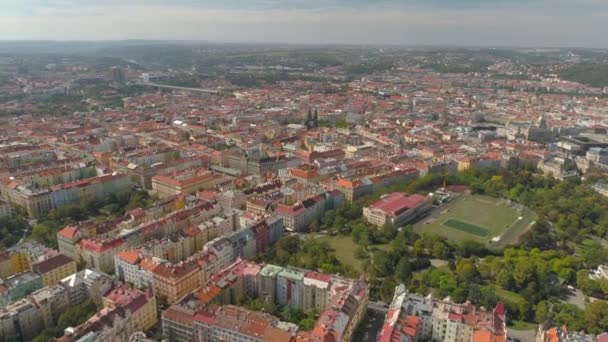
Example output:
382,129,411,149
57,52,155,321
305,108,313,129
305,107,319,130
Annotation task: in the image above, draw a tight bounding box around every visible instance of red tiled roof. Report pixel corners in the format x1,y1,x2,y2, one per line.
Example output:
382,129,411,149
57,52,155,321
79,238,124,253
305,271,331,283
276,203,305,216
368,193,430,217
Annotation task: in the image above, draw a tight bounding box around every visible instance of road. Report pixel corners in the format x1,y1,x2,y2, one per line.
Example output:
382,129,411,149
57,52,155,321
17,220,34,244
353,309,386,342
367,301,389,313
508,328,537,342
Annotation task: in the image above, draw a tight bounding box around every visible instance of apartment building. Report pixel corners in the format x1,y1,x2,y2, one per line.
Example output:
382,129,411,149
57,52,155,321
152,169,226,198
378,284,507,342
162,261,368,342
276,190,343,232
4,271,43,303
331,178,373,202
103,285,158,332
114,250,150,289
195,305,294,342
0,173,131,217
30,284,71,329
60,268,114,306
78,238,126,273
152,262,201,304
276,268,304,307
0,297,44,341
52,305,135,342
32,253,77,287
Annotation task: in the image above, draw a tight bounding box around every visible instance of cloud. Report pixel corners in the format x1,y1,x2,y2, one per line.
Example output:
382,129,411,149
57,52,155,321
1,0,607,47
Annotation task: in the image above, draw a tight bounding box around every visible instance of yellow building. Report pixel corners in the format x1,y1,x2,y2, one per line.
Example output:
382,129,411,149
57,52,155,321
152,262,200,304
103,285,158,331
151,171,225,198
457,158,472,171
32,254,77,286
10,252,30,275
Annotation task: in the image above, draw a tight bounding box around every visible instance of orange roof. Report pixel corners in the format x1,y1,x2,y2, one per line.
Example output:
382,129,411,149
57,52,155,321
198,284,222,304
139,257,159,272
473,330,493,342
335,178,354,189
57,226,78,240
116,250,141,265
291,168,320,179
544,328,559,342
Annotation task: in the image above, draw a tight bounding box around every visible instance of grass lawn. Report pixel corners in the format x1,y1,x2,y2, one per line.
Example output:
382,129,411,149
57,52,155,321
317,235,389,273
510,321,537,331
318,235,364,272
493,286,526,304
415,194,536,248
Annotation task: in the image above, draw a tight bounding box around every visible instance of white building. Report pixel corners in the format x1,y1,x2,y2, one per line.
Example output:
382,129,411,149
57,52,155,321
60,268,114,306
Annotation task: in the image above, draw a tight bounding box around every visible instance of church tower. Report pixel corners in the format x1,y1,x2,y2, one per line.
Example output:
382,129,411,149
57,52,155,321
537,113,548,128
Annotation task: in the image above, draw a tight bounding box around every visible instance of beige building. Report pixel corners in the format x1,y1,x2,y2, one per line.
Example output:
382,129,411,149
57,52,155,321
30,284,71,329
0,298,44,341
152,170,226,198
152,262,201,304
363,193,432,228
32,253,77,287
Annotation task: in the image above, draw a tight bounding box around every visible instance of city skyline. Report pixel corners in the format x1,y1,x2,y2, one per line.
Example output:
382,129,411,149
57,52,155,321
2,0,608,48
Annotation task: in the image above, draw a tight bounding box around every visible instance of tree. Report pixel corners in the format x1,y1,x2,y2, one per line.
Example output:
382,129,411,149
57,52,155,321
57,299,97,328
535,301,548,324
32,299,97,341
553,304,585,332
496,269,515,290
457,240,488,258
520,220,556,250
513,262,535,290
395,259,412,283
432,241,450,259
381,221,395,238
579,239,607,268
518,298,532,321
373,250,396,277
584,300,608,334
438,274,457,297
455,259,478,284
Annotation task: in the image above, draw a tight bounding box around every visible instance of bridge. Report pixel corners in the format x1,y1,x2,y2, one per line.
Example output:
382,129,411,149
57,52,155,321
137,82,220,94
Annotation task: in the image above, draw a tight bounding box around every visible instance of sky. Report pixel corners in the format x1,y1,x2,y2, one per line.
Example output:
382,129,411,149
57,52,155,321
1,0,607,48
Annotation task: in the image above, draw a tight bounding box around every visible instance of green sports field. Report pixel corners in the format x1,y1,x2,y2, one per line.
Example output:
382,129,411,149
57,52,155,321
415,194,536,248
